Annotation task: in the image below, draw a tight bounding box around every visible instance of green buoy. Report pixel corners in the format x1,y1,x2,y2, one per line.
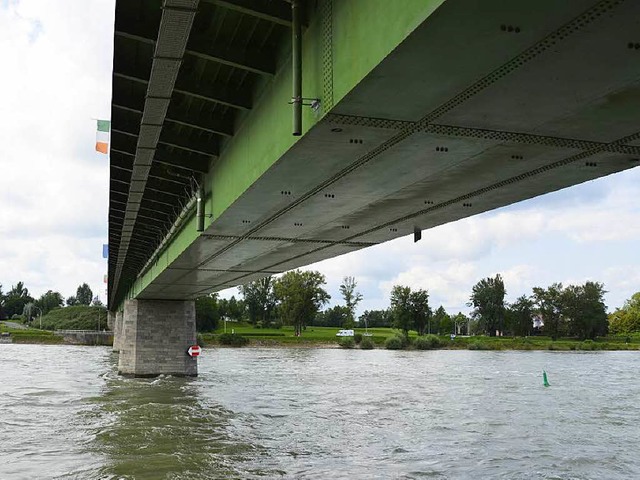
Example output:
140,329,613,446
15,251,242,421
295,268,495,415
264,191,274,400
543,370,550,387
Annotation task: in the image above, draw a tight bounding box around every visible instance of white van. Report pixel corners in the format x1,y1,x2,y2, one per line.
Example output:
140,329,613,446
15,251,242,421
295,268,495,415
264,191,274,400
336,329,355,337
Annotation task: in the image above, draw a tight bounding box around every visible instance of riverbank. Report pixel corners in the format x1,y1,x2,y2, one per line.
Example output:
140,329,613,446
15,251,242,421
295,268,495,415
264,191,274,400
199,326,640,351
4,321,639,351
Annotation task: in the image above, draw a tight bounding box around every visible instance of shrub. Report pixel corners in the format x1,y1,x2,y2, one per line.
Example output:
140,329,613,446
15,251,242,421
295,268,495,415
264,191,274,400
353,333,363,344
39,306,108,331
468,340,496,350
339,337,355,349
218,333,249,347
413,334,441,350
360,337,374,349
240,332,285,337
385,335,405,350
196,333,206,347
579,339,600,351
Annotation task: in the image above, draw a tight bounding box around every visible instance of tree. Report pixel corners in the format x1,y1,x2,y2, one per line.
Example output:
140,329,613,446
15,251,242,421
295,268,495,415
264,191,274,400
76,283,93,306
608,292,640,334
339,276,363,328
508,295,535,337
433,306,452,334
3,282,34,318
452,312,470,335
0,283,5,319
35,290,64,315
218,296,245,322
273,270,330,336
314,305,350,327
66,296,79,306
239,276,276,326
410,289,432,335
390,285,413,338
469,274,506,336
532,283,564,340
92,297,104,307
23,302,37,322
195,294,220,332
561,282,608,339
359,309,391,328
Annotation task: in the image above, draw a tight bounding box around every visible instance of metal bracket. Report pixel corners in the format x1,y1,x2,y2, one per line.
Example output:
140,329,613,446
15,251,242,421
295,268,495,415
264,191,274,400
290,97,321,112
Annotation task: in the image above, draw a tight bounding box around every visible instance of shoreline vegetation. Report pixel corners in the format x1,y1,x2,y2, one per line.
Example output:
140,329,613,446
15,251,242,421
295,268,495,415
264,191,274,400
198,325,640,351
4,321,638,351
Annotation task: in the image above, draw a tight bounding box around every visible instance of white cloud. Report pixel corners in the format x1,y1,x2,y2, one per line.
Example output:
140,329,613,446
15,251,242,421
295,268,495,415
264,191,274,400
1,0,638,316
0,0,113,301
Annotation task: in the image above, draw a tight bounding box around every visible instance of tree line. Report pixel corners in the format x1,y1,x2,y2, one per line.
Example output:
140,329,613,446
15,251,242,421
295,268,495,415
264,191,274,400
0,281,101,321
196,270,640,340
4,273,638,339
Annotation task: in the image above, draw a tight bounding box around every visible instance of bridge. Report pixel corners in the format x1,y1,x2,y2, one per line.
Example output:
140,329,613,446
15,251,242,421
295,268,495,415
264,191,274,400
107,0,640,376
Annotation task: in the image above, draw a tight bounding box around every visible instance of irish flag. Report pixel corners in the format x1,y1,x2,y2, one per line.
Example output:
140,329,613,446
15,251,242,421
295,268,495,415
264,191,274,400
96,119,110,154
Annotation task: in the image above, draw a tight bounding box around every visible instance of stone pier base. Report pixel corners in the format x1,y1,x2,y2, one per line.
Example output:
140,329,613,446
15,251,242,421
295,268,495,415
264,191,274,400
118,299,197,377
107,311,115,331
113,311,124,352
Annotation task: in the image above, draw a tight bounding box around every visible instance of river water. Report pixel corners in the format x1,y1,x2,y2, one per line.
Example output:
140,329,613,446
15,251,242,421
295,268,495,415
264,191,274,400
0,345,639,479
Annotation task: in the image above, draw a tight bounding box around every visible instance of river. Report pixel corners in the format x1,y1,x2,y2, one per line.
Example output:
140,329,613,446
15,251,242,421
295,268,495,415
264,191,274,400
0,345,638,479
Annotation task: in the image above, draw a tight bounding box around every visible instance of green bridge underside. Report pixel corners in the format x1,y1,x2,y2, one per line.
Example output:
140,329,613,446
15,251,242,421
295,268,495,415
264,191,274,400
109,0,640,309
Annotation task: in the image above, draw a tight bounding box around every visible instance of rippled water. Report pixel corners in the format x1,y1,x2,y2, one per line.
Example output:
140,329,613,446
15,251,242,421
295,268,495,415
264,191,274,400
1,345,639,479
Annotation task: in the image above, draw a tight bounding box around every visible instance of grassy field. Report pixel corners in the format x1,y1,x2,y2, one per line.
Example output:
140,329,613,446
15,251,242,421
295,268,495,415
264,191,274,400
201,324,407,346
199,323,640,350
0,322,64,344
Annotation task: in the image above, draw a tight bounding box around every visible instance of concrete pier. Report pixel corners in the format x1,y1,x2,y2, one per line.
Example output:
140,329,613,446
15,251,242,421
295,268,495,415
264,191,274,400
112,311,124,353
118,299,197,377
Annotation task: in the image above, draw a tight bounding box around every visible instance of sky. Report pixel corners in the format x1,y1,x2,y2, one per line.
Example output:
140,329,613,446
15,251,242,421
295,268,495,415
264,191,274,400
0,1,639,315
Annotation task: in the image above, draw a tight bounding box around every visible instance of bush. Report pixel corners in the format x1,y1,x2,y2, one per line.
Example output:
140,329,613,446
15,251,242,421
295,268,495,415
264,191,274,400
240,332,285,337
360,337,374,349
468,340,495,350
38,306,108,331
218,333,249,347
353,333,363,344
385,335,405,350
579,339,604,351
339,337,355,349
413,334,441,350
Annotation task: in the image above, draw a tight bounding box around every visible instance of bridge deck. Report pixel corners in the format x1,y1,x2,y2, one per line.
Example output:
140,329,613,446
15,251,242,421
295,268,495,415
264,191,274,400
109,0,640,307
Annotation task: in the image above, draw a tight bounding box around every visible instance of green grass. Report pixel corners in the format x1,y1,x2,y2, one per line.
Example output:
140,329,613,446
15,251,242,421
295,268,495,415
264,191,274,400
204,324,404,346
37,306,108,331
1,322,63,344
198,323,640,350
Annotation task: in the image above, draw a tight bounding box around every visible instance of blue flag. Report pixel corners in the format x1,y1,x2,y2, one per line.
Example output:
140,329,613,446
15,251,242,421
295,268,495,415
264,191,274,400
102,244,108,259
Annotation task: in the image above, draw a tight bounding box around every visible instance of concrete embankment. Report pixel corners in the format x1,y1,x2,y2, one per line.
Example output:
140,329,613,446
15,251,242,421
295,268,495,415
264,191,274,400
54,330,113,346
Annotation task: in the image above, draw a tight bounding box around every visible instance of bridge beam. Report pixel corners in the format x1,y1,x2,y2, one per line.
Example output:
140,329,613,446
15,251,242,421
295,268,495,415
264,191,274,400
117,299,197,377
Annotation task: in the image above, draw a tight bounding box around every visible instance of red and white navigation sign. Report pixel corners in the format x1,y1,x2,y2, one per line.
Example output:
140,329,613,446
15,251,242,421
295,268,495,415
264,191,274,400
187,345,201,357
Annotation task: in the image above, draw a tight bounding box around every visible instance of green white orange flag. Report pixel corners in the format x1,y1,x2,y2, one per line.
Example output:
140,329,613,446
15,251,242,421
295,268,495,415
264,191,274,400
96,119,110,154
